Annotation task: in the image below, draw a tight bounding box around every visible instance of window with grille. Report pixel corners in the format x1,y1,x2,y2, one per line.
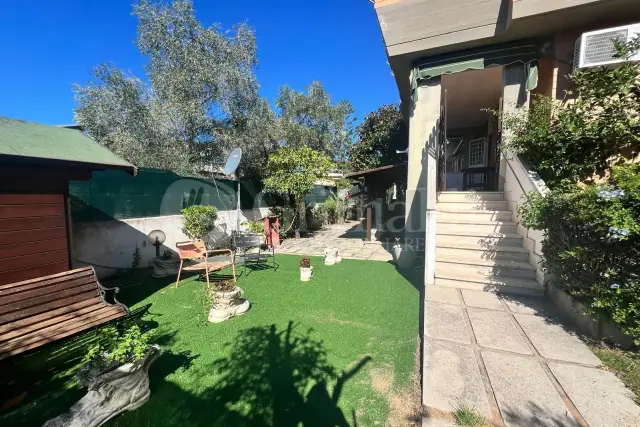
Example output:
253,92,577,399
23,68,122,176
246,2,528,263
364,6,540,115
468,137,486,168
469,173,485,184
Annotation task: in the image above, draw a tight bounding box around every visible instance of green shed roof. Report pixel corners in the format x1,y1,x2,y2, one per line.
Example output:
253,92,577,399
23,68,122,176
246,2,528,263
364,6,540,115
0,117,136,174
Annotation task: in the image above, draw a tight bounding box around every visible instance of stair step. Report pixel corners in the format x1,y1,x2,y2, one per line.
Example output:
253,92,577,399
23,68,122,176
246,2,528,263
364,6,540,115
438,221,518,234
438,210,513,222
436,260,536,279
436,246,530,262
437,201,508,211
438,191,505,202
437,233,523,248
435,275,544,296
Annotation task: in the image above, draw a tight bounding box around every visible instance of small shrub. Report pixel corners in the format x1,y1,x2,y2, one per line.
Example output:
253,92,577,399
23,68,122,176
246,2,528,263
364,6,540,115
519,164,640,343
313,203,330,226
78,325,152,385
182,205,218,240
162,249,174,260
299,258,311,268
246,220,265,235
453,403,487,426
325,194,350,224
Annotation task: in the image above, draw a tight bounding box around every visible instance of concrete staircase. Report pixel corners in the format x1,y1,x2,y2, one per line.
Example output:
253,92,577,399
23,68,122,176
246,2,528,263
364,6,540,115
435,191,544,296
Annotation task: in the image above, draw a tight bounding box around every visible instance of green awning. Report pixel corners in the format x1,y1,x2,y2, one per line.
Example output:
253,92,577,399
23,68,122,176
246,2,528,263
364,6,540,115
411,39,543,100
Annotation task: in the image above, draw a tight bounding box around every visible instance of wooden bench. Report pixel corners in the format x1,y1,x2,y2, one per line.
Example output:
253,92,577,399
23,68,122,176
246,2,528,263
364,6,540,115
0,266,129,360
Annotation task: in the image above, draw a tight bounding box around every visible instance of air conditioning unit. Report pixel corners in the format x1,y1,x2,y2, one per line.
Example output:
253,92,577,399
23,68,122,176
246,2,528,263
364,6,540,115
574,23,640,71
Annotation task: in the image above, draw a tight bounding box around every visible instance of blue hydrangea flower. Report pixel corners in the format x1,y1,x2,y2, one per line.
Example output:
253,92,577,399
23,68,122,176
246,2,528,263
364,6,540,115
611,284,620,289
608,227,630,240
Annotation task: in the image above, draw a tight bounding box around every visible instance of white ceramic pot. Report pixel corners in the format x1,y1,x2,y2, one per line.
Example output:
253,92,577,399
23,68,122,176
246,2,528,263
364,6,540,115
300,266,314,281
324,248,341,265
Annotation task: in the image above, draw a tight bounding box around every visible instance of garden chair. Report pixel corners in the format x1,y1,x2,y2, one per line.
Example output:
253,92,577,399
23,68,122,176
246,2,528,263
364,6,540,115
175,240,236,288
233,233,277,276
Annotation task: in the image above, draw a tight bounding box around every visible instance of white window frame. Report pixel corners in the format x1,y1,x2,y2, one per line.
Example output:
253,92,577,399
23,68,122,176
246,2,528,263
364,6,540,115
468,137,487,168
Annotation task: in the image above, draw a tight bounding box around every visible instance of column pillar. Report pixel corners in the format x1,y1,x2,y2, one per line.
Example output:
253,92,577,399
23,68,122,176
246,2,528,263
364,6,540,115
499,64,531,190
405,77,441,285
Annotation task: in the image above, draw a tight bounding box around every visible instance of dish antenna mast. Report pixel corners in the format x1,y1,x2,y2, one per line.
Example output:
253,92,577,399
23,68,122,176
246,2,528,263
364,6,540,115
222,148,243,233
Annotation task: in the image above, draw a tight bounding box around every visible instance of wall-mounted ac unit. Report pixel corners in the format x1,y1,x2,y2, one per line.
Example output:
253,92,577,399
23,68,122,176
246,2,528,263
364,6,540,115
574,23,640,71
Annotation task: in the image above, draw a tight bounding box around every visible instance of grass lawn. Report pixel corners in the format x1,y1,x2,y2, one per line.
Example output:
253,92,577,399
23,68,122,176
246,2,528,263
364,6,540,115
591,344,640,404
0,255,420,427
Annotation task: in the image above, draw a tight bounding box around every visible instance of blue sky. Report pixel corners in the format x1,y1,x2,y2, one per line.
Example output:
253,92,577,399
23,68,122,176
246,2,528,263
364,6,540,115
0,0,399,126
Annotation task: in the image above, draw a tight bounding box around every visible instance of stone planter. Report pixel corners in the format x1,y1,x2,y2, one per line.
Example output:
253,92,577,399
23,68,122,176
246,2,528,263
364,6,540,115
393,243,416,269
300,266,314,281
44,346,161,427
151,257,179,278
324,248,342,265
208,286,250,323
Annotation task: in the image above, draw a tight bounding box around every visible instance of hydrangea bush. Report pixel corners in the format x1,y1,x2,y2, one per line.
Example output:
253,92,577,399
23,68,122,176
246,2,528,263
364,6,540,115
519,165,640,342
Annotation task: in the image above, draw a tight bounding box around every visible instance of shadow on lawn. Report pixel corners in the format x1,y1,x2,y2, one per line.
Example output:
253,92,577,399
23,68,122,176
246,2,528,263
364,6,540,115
121,321,371,427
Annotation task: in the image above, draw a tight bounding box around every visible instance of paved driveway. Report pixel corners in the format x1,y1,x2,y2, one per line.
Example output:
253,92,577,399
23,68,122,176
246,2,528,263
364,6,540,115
276,222,394,262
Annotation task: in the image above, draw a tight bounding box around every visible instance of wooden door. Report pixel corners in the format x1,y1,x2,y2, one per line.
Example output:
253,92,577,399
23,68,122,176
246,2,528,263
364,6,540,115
0,194,69,285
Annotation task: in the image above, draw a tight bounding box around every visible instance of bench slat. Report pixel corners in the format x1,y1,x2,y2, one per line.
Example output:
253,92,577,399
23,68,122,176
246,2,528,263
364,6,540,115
0,266,129,360
0,267,92,291
0,262,70,286
0,302,113,343
0,308,125,360
0,276,97,307
0,297,103,336
0,290,99,326
0,283,99,316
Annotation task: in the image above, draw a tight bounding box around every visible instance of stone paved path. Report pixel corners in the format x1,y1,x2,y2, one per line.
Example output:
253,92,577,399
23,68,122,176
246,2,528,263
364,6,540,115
276,221,395,262
423,286,640,427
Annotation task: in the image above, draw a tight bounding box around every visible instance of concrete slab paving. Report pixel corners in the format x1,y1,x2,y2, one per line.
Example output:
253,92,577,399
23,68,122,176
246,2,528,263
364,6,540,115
501,294,559,316
467,308,532,355
548,362,640,427
482,351,579,427
515,314,601,366
461,289,504,310
424,340,491,418
425,301,471,344
426,286,460,305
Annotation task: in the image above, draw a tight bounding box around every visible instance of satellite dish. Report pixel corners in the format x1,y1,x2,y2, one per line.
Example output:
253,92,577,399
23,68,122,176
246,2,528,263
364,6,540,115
147,230,166,258
223,148,242,176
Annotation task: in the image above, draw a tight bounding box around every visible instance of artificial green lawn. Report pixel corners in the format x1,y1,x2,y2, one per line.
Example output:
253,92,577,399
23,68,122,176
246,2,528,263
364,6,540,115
1,255,419,427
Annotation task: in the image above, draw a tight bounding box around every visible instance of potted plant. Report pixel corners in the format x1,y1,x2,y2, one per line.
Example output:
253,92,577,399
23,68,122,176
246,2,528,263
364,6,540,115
207,280,250,323
151,249,179,278
44,325,160,427
245,220,266,244
299,257,313,281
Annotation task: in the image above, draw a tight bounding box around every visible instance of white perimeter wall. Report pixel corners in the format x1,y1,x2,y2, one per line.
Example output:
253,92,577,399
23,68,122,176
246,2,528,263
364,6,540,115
73,208,269,278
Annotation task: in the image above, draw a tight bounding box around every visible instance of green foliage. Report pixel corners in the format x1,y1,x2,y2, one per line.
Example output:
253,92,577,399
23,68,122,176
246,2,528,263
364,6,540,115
349,104,407,172
312,203,330,226
324,194,350,224
85,325,151,366
181,205,218,240
246,220,265,235
132,244,142,269
519,164,640,342
591,344,640,401
263,146,334,230
74,0,262,175
453,403,487,426
276,81,356,162
497,36,640,187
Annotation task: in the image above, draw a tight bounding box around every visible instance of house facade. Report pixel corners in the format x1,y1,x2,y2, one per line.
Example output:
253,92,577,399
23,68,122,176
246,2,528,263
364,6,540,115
372,0,640,249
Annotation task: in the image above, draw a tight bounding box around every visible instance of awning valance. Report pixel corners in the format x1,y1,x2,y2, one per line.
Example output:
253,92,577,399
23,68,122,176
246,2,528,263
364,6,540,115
411,39,544,100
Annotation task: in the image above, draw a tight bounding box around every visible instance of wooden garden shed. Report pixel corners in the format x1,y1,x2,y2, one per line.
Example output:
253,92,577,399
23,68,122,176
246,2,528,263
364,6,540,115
0,117,136,285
